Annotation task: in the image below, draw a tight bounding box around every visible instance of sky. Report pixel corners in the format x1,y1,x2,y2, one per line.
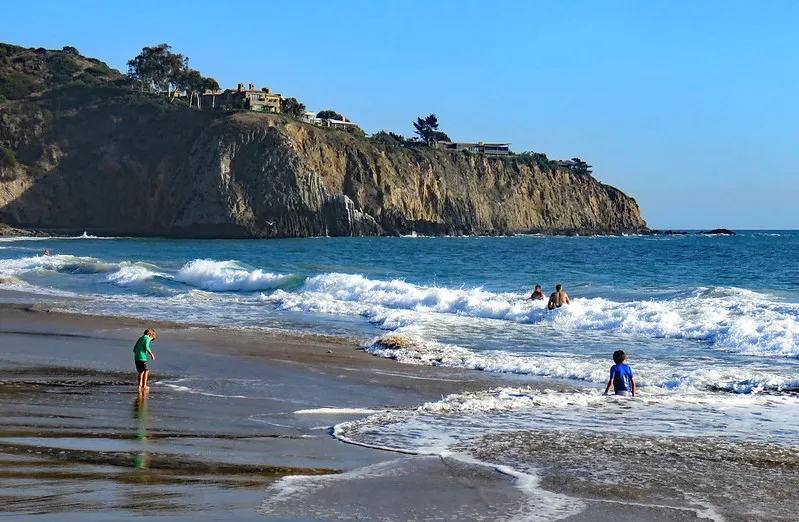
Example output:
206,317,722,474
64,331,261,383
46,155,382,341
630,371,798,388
2,0,797,229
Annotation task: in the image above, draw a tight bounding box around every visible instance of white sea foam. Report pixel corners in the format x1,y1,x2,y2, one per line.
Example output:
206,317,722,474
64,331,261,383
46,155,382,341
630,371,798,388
0,255,172,290
175,259,295,292
260,459,453,517
158,381,250,399
366,333,799,393
333,387,799,471
0,232,118,242
366,334,608,379
260,273,799,357
293,407,379,415
415,386,799,416
0,254,115,276
104,262,168,286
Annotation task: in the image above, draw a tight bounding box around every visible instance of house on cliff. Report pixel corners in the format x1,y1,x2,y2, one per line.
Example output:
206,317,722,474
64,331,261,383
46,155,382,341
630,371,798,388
434,141,511,156
209,83,283,112
304,111,360,131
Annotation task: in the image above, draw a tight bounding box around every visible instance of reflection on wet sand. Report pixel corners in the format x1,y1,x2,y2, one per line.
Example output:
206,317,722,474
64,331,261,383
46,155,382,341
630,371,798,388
133,390,150,469
0,364,337,518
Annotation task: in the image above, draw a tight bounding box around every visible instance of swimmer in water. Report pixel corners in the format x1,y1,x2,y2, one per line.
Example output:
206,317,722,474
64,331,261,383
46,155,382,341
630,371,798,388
547,284,570,310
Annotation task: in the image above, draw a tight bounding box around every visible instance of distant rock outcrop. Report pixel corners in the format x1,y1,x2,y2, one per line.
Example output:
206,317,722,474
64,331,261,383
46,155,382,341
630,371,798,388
698,229,736,235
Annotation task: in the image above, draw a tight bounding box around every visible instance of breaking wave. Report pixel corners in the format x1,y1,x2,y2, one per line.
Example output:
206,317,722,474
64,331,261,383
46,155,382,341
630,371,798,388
174,259,298,292
0,254,117,276
104,262,169,286
261,273,799,358
365,334,799,394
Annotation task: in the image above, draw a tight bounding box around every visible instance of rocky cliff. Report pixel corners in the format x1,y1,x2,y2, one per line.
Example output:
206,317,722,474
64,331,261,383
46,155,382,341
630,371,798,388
0,45,647,238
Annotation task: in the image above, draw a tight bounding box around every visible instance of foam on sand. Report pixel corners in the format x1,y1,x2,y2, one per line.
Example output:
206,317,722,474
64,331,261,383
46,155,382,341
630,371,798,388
293,407,379,415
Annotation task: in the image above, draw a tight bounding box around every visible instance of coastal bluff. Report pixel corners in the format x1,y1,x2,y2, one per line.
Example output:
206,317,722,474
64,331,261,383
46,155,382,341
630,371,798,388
0,45,647,238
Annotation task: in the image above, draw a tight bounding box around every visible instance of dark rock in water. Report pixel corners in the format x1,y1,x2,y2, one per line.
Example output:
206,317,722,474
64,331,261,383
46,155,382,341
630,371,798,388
698,229,736,235
654,230,689,235
0,223,51,237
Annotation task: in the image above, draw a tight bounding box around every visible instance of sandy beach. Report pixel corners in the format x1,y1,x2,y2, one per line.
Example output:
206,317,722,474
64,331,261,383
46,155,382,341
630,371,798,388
0,298,793,521
0,301,537,521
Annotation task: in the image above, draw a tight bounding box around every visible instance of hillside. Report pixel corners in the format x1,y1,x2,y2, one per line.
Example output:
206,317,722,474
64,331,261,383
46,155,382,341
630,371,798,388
0,44,648,237
0,43,125,100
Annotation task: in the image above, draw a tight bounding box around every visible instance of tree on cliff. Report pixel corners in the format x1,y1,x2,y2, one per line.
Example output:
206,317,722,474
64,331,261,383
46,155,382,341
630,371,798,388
281,97,306,118
568,157,592,175
203,77,220,109
517,151,556,172
126,44,188,100
370,131,408,146
178,68,204,109
413,114,450,144
316,109,344,120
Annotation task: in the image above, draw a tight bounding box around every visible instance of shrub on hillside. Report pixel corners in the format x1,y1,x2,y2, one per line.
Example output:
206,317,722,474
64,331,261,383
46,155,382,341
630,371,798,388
77,72,101,87
86,63,112,77
48,54,80,84
316,109,344,120
0,74,37,99
45,81,125,110
0,146,19,168
0,43,24,57
516,151,556,172
370,130,410,147
345,125,366,139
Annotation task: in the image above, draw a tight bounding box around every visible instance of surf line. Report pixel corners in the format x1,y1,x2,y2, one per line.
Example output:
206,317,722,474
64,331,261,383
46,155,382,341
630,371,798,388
331,417,583,520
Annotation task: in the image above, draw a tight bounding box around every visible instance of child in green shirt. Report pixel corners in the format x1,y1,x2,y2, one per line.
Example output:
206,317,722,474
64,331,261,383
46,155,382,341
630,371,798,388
133,328,156,390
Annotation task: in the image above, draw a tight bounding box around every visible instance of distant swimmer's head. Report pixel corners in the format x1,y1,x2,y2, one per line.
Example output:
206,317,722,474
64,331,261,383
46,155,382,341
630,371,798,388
144,328,156,341
555,284,562,291
535,285,542,291
613,350,626,364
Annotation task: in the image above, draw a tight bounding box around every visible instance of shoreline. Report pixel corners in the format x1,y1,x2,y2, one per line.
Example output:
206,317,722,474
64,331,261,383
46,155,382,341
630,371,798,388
1,224,663,239
1,294,790,520
0,300,546,520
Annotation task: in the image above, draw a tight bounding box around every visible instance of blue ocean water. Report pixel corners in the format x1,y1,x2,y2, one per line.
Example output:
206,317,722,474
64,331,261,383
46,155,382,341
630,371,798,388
2,232,798,475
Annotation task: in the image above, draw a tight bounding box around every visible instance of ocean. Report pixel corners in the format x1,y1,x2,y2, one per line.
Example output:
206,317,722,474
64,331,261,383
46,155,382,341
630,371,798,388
1,232,798,516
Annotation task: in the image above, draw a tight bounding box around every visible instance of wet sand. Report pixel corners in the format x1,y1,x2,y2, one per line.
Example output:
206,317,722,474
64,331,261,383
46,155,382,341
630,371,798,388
0,304,533,520
0,302,734,521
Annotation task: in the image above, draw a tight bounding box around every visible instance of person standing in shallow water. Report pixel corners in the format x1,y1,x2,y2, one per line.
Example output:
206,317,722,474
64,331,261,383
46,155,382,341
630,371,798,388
529,285,545,300
604,350,636,397
133,328,156,390
547,284,570,310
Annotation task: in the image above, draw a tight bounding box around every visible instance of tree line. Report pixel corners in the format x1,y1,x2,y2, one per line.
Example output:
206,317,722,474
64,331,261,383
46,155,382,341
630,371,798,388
126,43,316,119
371,113,451,146
126,44,219,109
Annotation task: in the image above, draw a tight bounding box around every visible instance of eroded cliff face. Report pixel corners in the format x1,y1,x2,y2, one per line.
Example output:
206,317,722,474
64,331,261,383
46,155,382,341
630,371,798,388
0,105,647,237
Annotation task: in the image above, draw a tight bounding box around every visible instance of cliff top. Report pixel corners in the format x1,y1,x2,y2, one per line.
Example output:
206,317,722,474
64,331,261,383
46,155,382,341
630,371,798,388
0,43,125,104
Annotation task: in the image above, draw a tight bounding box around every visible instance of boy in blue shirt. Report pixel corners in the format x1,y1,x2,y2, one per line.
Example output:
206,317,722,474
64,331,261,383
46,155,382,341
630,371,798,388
603,350,636,397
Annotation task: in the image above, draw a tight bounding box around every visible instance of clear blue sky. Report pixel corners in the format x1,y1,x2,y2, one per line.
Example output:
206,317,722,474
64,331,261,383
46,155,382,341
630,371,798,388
3,1,797,229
